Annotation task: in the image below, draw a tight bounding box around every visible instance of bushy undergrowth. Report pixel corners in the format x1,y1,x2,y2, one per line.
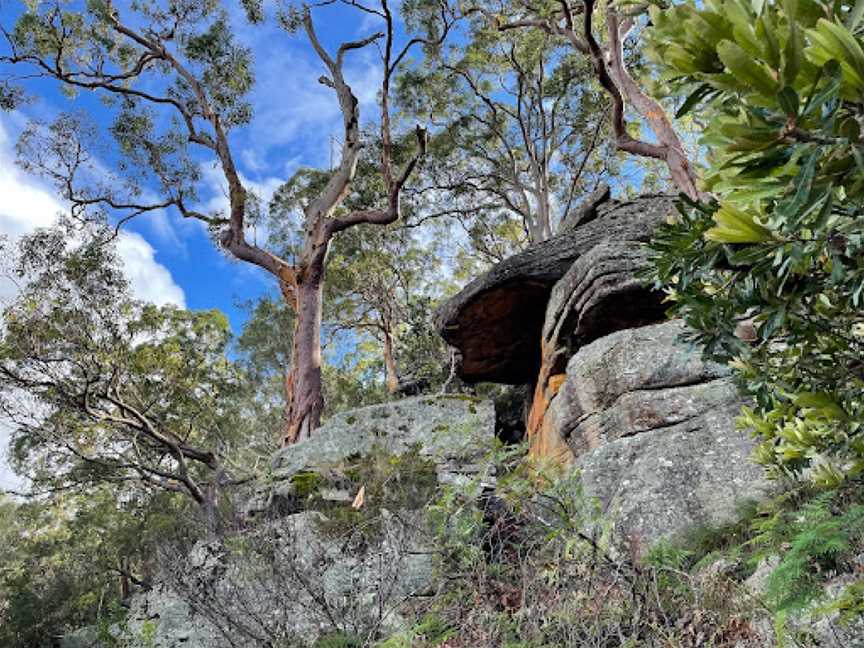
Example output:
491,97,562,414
50,445,864,648
378,449,768,648
376,452,864,648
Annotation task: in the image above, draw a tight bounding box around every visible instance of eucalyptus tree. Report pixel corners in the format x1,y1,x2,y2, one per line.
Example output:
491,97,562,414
1,0,448,445
325,225,442,393
400,3,614,244
455,0,701,199
268,149,446,394
0,225,247,532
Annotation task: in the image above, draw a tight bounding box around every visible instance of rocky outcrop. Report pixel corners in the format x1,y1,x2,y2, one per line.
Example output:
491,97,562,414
80,395,496,648
558,182,611,232
66,509,435,648
269,394,494,479
247,394,496,517
437,189,770,551
533,320,770,549
545,320,734,454
434,194,674,383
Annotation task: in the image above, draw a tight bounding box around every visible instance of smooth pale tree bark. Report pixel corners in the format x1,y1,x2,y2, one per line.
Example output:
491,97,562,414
279,5,439,443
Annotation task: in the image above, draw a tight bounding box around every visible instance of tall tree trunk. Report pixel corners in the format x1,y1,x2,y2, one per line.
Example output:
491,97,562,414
382,327,399,394
119,558,131,601
283,263,326,446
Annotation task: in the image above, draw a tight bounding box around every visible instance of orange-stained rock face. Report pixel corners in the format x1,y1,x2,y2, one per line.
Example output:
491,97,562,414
528,415,575,467
525,354,575,468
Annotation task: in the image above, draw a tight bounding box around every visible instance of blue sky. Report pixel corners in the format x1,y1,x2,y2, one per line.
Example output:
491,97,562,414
0,0,404,490
0,0,393,331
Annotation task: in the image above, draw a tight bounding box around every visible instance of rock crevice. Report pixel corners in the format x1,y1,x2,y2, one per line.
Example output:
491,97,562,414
437,193,769,551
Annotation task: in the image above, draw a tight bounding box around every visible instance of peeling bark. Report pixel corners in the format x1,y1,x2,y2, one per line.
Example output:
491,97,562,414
496,0,701,199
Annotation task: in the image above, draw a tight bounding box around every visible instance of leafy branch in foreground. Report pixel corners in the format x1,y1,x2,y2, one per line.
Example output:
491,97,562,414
645,0,864,486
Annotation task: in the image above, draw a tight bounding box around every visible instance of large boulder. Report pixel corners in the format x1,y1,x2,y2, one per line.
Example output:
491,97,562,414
245,394,496,517
78,509,434,648
270,394,494,478
73,395,495,648
541,240,668,367
547,319,733,454
434,194,674,383
541,320,770,551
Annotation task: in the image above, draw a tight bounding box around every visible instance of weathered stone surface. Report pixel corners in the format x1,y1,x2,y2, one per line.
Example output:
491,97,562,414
541,241,667,362
575,402,769,552
558,182,611,232
245,394,496,517
524,242,669,458
435,194,674,383
548,319,732,454
81,509,435,648
745,557,864,647
527,320,771,550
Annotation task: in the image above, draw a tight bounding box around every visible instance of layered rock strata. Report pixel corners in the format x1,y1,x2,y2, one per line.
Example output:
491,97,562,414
436,193,769,550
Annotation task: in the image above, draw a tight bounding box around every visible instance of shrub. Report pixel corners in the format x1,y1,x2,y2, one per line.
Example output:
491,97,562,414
645,0,864,487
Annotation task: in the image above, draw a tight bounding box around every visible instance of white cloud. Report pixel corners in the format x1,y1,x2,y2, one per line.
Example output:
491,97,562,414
0,114,186,308
243,38,384,166
115,232,187,307
0,114,187,492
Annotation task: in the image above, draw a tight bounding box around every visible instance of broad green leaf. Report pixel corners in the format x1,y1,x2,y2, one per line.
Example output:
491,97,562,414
777,86,800,116
783,17,803,85
717,39,780,97
794,391,848,418
705,204,775,242
847,0,864,32
675,83,717,118
806,19,864,91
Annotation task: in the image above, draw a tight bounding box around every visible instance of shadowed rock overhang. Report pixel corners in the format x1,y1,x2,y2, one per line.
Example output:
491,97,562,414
434,194,676,384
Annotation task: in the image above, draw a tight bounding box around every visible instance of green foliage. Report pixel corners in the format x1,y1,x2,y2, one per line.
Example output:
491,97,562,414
311,445,439,540
312,632,363,648
650,482,864,631
0,225,252,506
646,0,864,485
374,612,454,647
819,578,864,625
399,0,615,246
748,488,864,613
0,81,24,110
401,443,768,647
0,488,191,648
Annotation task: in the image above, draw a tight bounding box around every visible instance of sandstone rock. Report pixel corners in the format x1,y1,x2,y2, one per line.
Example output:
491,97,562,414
84,507,435,648
434,194,674,383
541,241,667,364
532,320,770,550
744,558,864,647
524,242,669,457
245,394,496,517
548,319,733,454
575,406,769,554
558,182,611,232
